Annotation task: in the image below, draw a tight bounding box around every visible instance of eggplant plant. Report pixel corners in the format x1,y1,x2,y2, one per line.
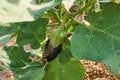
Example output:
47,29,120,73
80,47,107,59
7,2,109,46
0,0,120,80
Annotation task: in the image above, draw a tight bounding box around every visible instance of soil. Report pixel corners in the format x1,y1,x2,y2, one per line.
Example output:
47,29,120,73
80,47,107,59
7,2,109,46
81,60,120,80
0,38,120,80
0,70,14,80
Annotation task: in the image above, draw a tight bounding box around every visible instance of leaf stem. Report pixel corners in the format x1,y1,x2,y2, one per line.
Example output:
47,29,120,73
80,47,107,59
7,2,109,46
51,9,62,24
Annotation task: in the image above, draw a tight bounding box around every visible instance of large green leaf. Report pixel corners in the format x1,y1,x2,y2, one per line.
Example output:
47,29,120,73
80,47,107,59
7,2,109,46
0,0,60,24
71,3,120,74
14,62,45,80
43,58,85,80
0,46,31,71
0,46,45,80
17,18,48,49
4,46,31,70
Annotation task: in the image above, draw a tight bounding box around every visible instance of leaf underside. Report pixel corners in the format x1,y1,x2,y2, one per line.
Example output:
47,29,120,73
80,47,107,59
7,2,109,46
0,0,60,24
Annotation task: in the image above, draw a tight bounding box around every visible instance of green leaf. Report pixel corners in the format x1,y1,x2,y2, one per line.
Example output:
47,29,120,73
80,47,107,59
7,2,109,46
43,58,85,80
71,3,120,74
14,62,45,80
17,18,48,49
4,46,31,70
0,34,12,44
0,0,60,24
0,24,18,44
58,39,72,64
